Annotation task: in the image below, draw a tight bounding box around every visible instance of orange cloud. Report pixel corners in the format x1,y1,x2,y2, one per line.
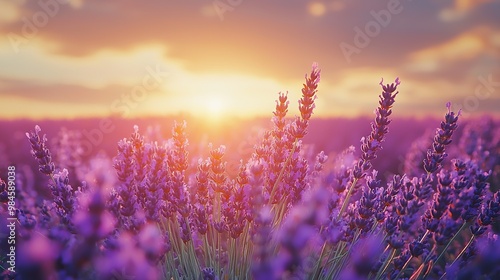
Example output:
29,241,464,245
440,0,493,21
406,27,499,72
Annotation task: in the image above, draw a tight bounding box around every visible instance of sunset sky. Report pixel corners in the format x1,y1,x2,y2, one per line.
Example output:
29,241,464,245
0,0,499,120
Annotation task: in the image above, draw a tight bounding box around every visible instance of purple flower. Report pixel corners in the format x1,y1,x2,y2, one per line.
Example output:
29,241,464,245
73,188,114,240
0,178,8,203
26,125,55,175
462,170,490,222
51,168,78,231
170,120,189,174
18,234,59,280
290,63,321,139
144,143,167,222
423,102,460,174
409,240,425,257
422,170,453,232
113,135,140,222
96,232,159,280
251,206,275,280
339,235,384,279
356,77,399,178
202,267,219,280
192,158,212,235
138,223,168,263
275,185,329,278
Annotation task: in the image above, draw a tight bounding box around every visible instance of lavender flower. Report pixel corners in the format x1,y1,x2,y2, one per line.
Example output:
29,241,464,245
144,143,167,222
266,92,291,203
130,125,149,208
339,236,384,280
423,102,460,174
17,234,59,280
12,63,500,280
0,178,7,203
422,170,453,232
51,168,78,231
113,137,139,219
290,63,321,139
337,78,400,221
202,267,219,280
355,77,399,179
251,206,274,280
275,185,329,278
355,171,382,234
26,125,55,175
193,158,212,235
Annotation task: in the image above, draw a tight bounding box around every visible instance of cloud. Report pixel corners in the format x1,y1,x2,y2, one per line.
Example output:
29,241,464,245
0,0,498,119
0,42,177,88
405,26,500,73
0,1,322,81
0,78,128,105
0,1,23,24
439,0,494,22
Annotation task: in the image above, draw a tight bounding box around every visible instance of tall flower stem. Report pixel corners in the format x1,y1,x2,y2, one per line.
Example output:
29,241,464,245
430,221,469,277
332,229,362,279
337,177,360,220
312,244,327,279
269,138,298,206
375,248,396,280
338,78,400,220
394,254,413,280
439,234,477,280
270,63,320,225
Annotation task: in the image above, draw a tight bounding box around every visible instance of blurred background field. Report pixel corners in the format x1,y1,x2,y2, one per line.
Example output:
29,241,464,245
1,114,498,197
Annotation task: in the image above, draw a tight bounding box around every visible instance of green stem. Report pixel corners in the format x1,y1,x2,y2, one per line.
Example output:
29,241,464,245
270,139,298,202
337,178,359,220
375,248,396,280
394,255,413,280
332,229,361,279
416,245,437,280
326,242,347,279
311,242,328,279
429,221,468,273
203,233,212,268
450,234,476,268
272,198,289,228
419,230,430,243
187,239,201,279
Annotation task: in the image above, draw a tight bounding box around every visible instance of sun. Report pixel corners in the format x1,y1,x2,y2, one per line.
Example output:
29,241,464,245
208,98,224,114
205,98,226,123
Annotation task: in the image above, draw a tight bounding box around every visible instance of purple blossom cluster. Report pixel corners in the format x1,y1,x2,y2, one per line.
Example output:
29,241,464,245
1,63,499,280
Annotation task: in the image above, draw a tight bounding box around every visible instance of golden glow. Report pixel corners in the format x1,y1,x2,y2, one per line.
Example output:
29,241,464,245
456,0,492,12
206,98,225,119
440,0,493,22
308,2,326,17
0,2,21,23
164,70,288,119
0,1,498,120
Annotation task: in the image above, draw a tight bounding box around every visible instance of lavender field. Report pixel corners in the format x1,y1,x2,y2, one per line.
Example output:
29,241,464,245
2,1,500,279
1,64,499,279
